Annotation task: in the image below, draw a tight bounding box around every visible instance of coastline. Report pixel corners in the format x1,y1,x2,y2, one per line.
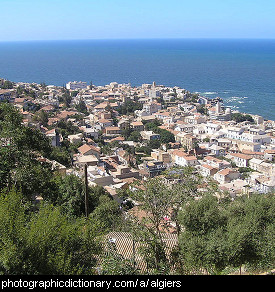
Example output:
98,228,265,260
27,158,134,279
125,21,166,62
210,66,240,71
0,38,274,121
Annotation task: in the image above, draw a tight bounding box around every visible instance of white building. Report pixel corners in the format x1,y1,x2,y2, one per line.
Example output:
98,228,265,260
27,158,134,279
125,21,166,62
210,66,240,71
66,81,88,90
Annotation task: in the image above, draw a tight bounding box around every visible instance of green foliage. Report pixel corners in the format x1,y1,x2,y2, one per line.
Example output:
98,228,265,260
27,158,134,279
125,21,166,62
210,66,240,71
89,195,123,233
100,255,139,275
145,119,175,144
0,80,14,89
128,131,142,142
32,109,49,126
0,189,100,275
0,103,54,199
231,113,254,123
178,193,275,274
46,174,108,218
117,100,143,115
59,90,72,108
49,146,72,167
135,145,152,155
197,104,208,115
55,119,80,138
127,177,177,273
76,98,88,114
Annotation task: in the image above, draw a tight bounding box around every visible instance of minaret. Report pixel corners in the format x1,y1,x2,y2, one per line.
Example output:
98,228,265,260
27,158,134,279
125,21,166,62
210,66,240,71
216,101,222,114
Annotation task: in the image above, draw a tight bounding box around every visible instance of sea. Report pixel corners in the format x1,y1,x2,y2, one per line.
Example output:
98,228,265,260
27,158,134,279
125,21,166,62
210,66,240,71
0,38,274,120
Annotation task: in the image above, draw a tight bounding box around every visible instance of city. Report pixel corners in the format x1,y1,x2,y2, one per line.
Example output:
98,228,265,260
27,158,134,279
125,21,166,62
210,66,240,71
1,78,274,198
0,77,274,275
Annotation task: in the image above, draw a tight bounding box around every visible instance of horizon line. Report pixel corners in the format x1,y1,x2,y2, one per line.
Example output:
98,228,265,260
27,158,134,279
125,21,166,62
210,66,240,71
1,37,275,43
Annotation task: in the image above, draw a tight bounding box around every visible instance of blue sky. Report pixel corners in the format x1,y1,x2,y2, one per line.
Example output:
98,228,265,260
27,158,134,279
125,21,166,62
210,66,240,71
1,0,275,41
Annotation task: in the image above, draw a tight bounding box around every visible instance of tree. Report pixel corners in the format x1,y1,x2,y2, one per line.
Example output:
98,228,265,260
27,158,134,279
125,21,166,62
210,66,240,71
177,192,275,274
127,177,176,273
128,131,142,142
178,195,229,274
0,188,101,275
46,174,108,218
89,195,123,233
226,194,275,273
163,166,203,235
0,80,14,89
231,113,254,123
76,98,88,114
0,103,54,200
145,119,175,144
32,110,49,126
0,188,28,274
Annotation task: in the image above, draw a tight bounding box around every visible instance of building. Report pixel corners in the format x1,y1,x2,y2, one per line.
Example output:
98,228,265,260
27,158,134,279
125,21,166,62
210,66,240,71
199,164,218,177
68,133,83,144
104,126,121,136
209,144,226,157
214,168,240,184
130,121,144,132
179,134,197,151
76,155,99,167
140,131,160,141
229,153,251,168
151,150,171,164
203,156,231,170
172,150,198,167
78,144,101,159
66,81,88,90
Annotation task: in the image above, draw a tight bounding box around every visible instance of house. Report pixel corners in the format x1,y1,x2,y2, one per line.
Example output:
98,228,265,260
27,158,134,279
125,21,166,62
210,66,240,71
130,121,144,132
94,102,110,112
78,144,101,159
264,150,275,161
68,133,83,144
140,131,160,141
214,168,240,184
104,126,121,136
184,114,206,125
220,179,250,197
117,118,130,130
217,138,232,149
249,158,263,172
174,123,195,133
172,150,198,167
82,127,99,140
225,126,245,140
229,153,251,168
98,118,113,128
254,176,275,194
14,97,27,107
87,165,114,187
199,164,218,177
142,101,162,115
209,144,226,157
203,156,231,170
205,123,222,135
151,150,171,164
0,89,12,101
236,141,261,153
178,134,197,151
39,105,55,112
240,150,265,160
111,165,141,180
140,160,167,178
76,155,99,167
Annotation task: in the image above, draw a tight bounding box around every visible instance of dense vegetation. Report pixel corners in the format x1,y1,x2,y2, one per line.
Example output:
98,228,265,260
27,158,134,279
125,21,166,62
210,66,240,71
0,103,274,275
231,113,254,123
